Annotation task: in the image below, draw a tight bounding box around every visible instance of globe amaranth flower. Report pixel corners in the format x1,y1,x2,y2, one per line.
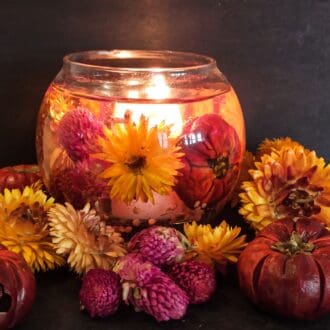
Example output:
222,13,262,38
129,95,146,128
128,226,190,266
80,269,122,318
57,107,105,161
115,253,189,321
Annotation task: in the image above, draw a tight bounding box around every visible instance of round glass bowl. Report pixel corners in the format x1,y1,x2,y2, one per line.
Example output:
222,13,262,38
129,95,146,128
36,50,245,226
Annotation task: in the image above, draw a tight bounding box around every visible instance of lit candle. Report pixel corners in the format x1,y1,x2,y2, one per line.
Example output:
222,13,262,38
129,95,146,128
111,74,196,221
113,75,183,138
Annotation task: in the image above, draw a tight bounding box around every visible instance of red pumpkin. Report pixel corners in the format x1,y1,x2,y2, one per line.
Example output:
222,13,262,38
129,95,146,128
0,165,40,192
175,114,241,209
238,218,330,320
0,245,36,329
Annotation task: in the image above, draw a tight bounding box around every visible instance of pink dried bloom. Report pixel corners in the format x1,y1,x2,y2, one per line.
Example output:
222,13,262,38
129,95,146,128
128,226,190,266
58,107,104,161
79,269,122,318
166,260,216,304
115,253,189,321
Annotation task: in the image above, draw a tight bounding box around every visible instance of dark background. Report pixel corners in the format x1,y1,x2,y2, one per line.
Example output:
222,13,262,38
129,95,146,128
1,0,330,329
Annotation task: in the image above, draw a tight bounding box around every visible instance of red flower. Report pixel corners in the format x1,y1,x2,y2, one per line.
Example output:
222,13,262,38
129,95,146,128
175,114,242,209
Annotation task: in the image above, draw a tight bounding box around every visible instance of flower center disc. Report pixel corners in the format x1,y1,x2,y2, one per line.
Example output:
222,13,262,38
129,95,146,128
278,188,321,218
126,156,146,173
208,156,230,179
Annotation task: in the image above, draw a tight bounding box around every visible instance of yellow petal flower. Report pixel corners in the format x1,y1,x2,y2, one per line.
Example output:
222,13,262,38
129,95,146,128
256,137,302,159
0,186,64,272
240,142,330,231
48,202,126,274
184,221,247,265
94,114,184,204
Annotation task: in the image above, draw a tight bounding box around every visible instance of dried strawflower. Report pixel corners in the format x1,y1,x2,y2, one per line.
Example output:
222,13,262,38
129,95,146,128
184,221,247,265
46,85,74,123
0,186,64,272
257,137,302,158
95,114,184,204
239,145,330,231
48,202,126,274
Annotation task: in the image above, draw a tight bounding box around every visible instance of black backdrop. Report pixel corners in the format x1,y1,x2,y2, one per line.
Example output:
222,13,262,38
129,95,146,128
1,0,329,165
1,1,330,329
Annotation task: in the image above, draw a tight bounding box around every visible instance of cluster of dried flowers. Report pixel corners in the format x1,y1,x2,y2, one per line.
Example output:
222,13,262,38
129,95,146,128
237,137,330,232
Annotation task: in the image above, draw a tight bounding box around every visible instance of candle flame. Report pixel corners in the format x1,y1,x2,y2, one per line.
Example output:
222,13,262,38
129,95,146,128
114,74,183,137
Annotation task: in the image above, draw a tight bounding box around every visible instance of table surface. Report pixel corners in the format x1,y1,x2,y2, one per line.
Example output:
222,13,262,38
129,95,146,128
16,265,330,330
14,207,330,330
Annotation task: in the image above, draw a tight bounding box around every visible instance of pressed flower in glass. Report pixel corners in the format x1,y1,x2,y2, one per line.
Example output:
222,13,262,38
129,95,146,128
36,50,245,226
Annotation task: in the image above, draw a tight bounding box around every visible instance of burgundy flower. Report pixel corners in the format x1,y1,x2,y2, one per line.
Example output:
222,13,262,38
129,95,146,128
116,253,189,321
175,114,242,209
128,226,190,266
52,158,109,209
166,260,216,304
80,269,121,318
57,107,104,161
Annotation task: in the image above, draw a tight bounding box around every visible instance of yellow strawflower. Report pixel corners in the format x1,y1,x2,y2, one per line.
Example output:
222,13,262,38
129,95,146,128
184,221,247,264
239,143,330,231
94,114,184,204
0,186,64,272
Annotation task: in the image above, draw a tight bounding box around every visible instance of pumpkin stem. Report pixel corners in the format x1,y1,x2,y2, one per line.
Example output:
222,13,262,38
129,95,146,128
271,231,315,256
0,284,12,312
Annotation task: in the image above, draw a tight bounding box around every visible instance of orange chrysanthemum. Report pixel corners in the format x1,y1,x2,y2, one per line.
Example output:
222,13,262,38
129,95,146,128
239,145,330,231
257,137,302,158
184,221,247,265
94,115,184,204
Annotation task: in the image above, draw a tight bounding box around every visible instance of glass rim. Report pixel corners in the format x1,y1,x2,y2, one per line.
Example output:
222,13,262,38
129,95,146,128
63,49,217,73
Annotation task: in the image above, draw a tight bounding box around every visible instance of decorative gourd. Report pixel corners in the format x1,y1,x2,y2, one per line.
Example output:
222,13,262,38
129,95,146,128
238,218,330,320
0,165,40,192
0,246,36,329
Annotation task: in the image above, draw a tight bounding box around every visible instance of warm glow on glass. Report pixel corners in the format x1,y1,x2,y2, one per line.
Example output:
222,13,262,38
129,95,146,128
114,74,183,137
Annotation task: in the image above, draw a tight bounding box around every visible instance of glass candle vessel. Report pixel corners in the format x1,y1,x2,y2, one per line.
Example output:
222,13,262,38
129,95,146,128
36,50,245,226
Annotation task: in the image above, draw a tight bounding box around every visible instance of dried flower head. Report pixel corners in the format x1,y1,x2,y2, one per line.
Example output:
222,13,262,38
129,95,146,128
51,158,109,209
239,145,330,231
257,137,303,158
48,202,126,274
95,114,184,204
46,85,74,123
184,221,247,265
0,186,64,272
58,107,105,161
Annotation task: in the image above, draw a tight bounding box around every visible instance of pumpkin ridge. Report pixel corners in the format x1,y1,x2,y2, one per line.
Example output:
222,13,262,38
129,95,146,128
314,259,325,314
252,254,269,298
